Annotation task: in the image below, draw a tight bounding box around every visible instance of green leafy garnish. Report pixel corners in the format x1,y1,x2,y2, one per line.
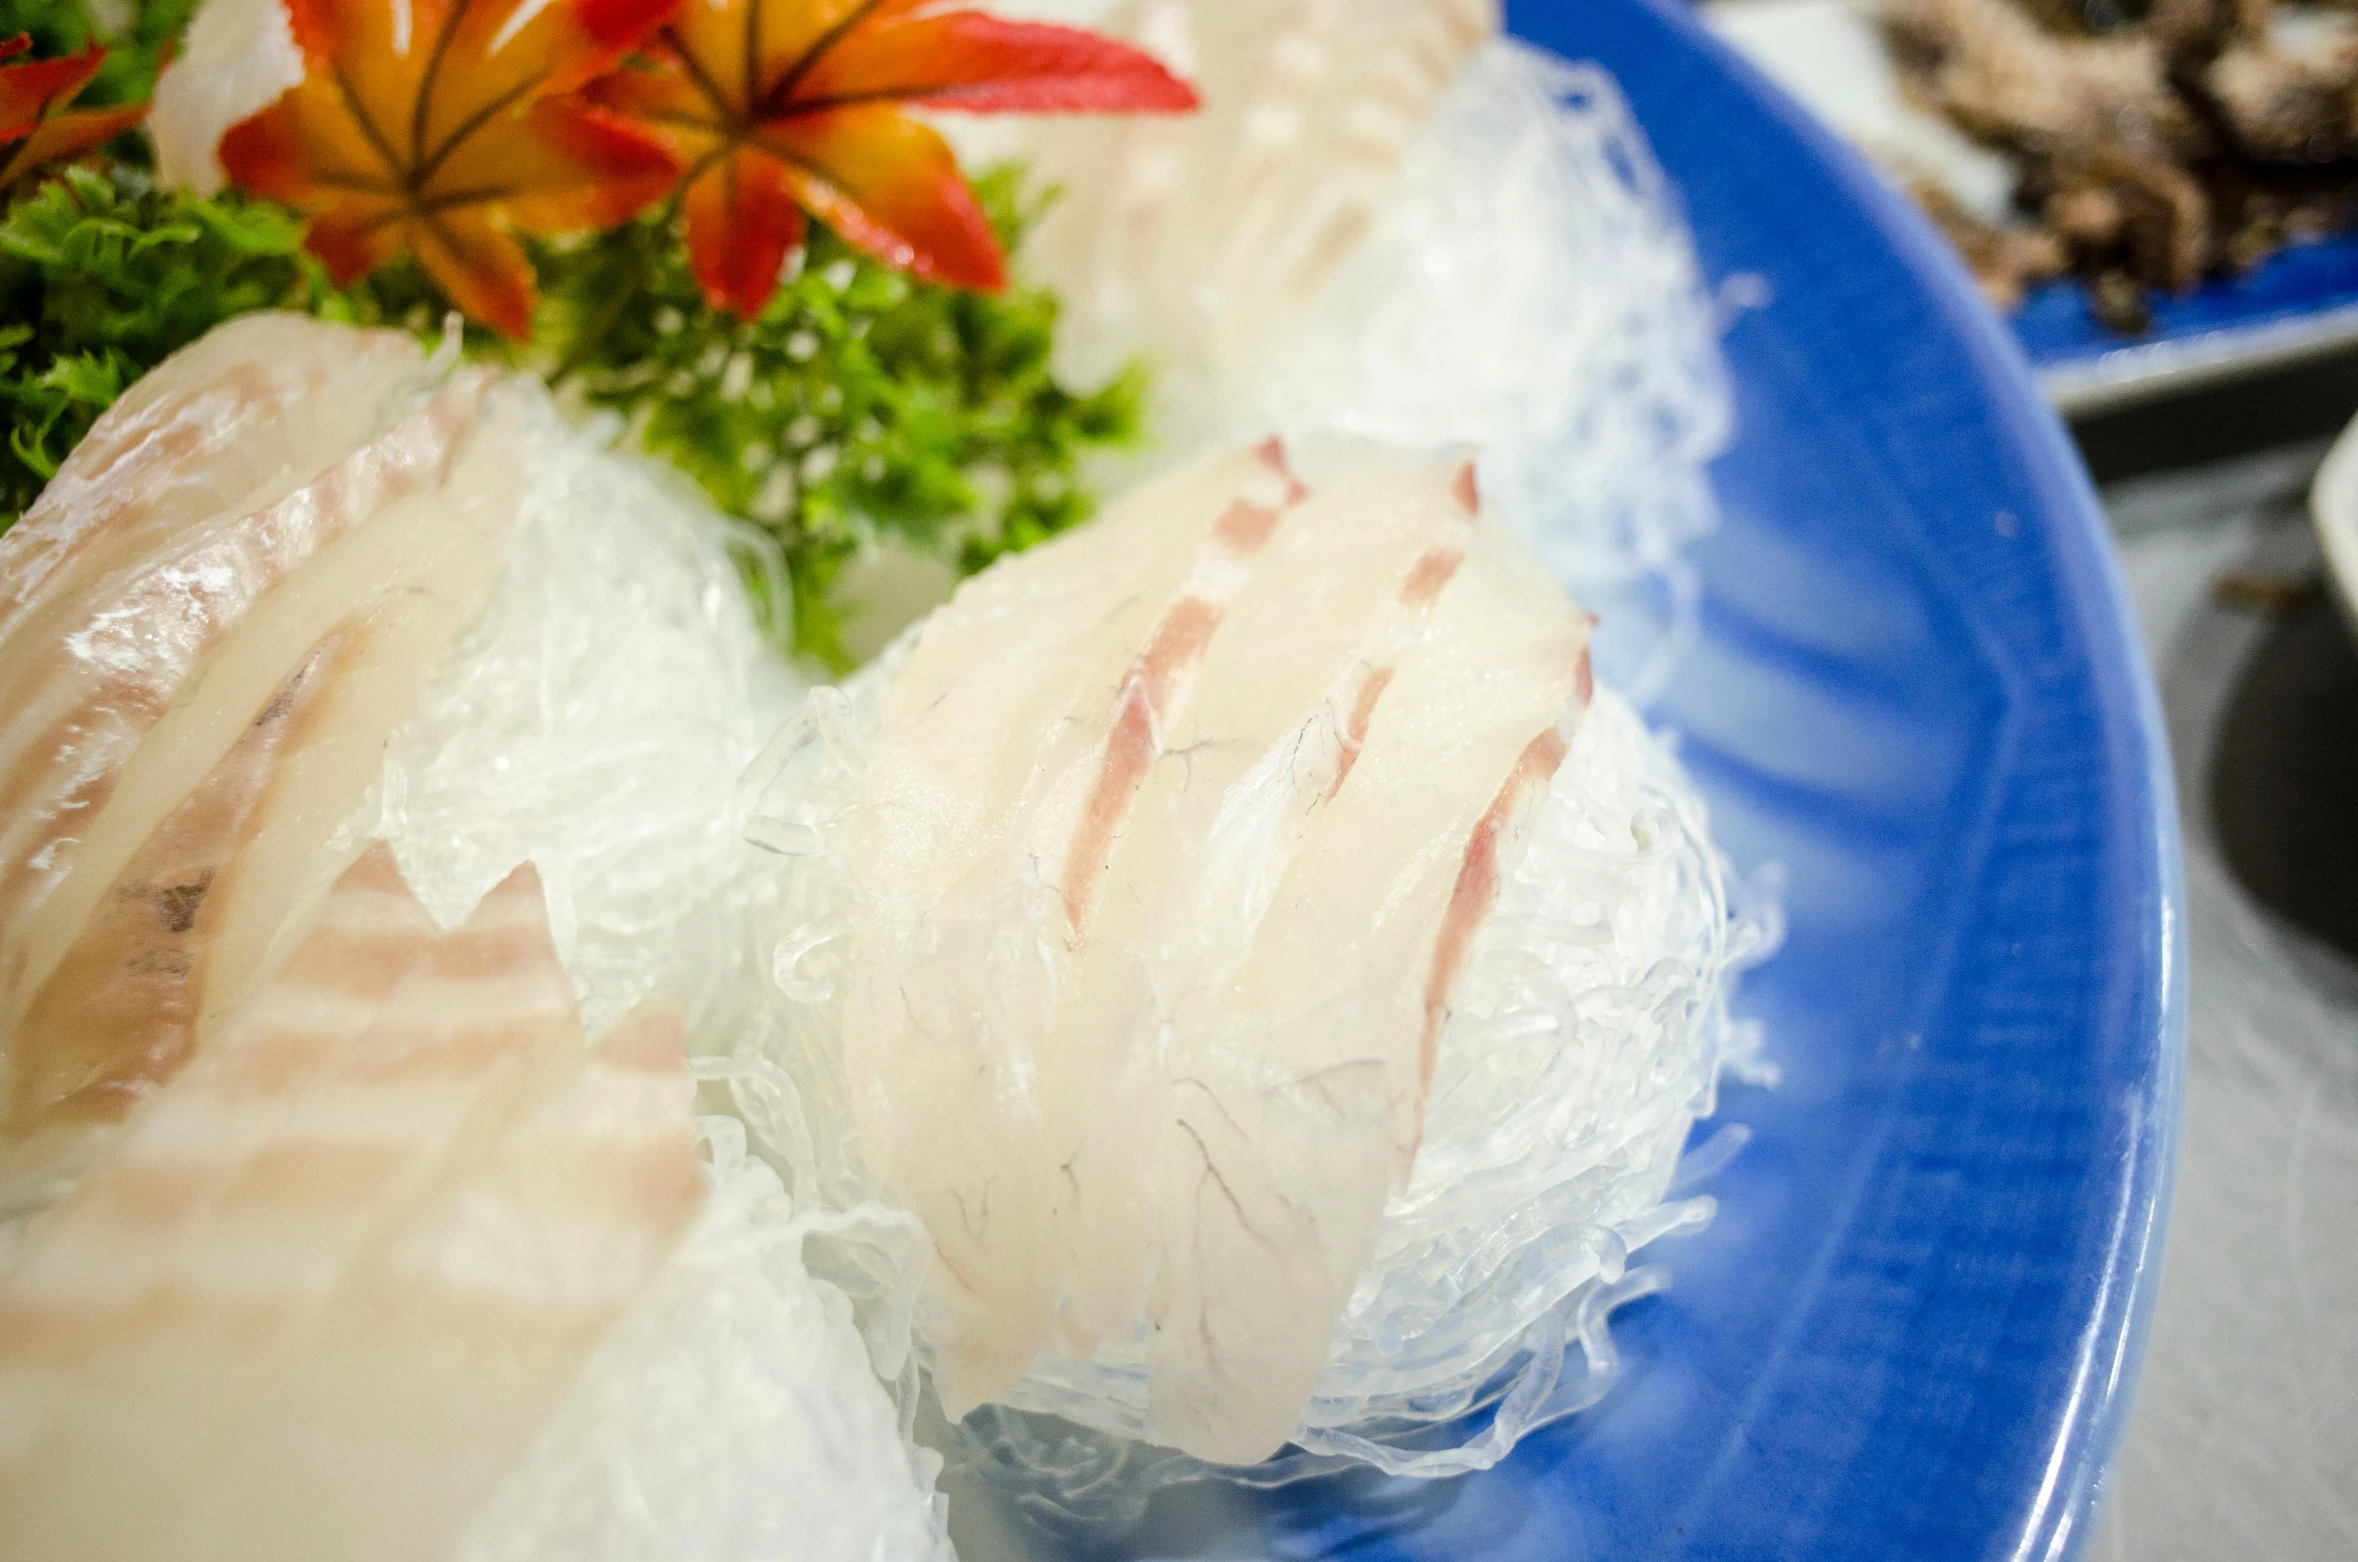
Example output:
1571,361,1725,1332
536,166,1145,666
0,164,334,514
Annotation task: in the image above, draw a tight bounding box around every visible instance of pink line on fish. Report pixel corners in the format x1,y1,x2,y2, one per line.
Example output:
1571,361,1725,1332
1421,724,1571,1109
1326,460,1481,800
1059,439,1308,943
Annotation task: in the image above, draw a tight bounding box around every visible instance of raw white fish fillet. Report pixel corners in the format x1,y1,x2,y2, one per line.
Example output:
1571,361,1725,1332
0,862,580,1561
0,314,517,1202
1042,446,1478,1360
1144,513,1588,1462
0,843,436,1464
0,320,481,976
0,313,423,646
5,379,512,1028
172,1001,703,1562
840,439,1308,1416
1014,0,1496,433
842,440,1592,1463
0,640,347,1196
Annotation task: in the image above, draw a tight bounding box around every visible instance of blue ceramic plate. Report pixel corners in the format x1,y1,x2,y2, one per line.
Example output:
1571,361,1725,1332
961,1,2188,1557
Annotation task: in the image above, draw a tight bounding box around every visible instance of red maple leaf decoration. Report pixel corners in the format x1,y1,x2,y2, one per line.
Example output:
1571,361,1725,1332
586,0,1197,317
0,34,148,189
220,0,683,337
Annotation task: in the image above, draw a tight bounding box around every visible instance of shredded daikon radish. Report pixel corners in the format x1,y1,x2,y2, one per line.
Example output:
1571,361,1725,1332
461,1122,954,1562
1270,43,1732,701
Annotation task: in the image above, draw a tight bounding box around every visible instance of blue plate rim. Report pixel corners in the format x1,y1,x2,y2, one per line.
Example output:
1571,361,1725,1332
1530,1,2191,1553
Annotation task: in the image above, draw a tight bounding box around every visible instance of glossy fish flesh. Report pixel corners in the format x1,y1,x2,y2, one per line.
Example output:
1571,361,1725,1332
0,315,517,1203
0,861,579,1560
1017,0,1497,424
843,440,1592,1461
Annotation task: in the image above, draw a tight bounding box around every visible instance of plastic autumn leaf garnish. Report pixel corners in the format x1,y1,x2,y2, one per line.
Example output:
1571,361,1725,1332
0,35,148,190
219,0,682,337
588,0,1196,317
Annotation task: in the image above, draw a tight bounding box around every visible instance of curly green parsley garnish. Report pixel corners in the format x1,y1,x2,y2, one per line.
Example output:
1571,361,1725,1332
0,165,330,516
535,166,1147,668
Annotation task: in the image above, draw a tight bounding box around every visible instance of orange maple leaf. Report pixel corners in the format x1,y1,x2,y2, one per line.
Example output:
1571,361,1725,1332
220,0,683,337
586,0,1197,317
0,35,148,190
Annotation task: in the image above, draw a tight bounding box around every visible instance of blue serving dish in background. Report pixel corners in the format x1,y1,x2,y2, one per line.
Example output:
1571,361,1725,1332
1702,0,2358,414
953,1,2188,1556
2020,233,2358,413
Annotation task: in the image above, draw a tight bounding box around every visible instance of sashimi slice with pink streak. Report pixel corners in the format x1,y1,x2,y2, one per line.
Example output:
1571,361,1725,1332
0,321,491,1012
1144,514,1591,1463
0,862,580,1562
0,314,426,650
171,1002,703,1562
1039,445,1479,1358
0,315,520,1205
842,439,1308,1418
0,843,436,1463
1048,437,1307,946
0,640,349,1204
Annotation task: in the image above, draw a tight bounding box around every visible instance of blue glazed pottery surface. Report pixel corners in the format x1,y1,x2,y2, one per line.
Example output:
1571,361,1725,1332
959,1,2189,1557
2015,229,2358,390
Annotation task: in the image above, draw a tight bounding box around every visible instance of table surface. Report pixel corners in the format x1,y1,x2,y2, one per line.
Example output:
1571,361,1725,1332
2084,439,2358,1560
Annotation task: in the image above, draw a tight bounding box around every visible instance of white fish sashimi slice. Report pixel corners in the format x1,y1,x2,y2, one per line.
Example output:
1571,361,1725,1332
0,444,518,1196
0,313,425,648
0,843,435,1461
189,403,528,1035
1145,518,1591,1464
1029,439,1308,946
1019,0,1495,413
0,367,518,1199
175,1002,702,1562
0,315,451,901
0,638,350,1205
857,440,1296,918
844,441,1305,1418
2,369,505,1022
0,863,579,1562
843,445,1267,998
1042,448,1477,1356
0,336,494,1018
